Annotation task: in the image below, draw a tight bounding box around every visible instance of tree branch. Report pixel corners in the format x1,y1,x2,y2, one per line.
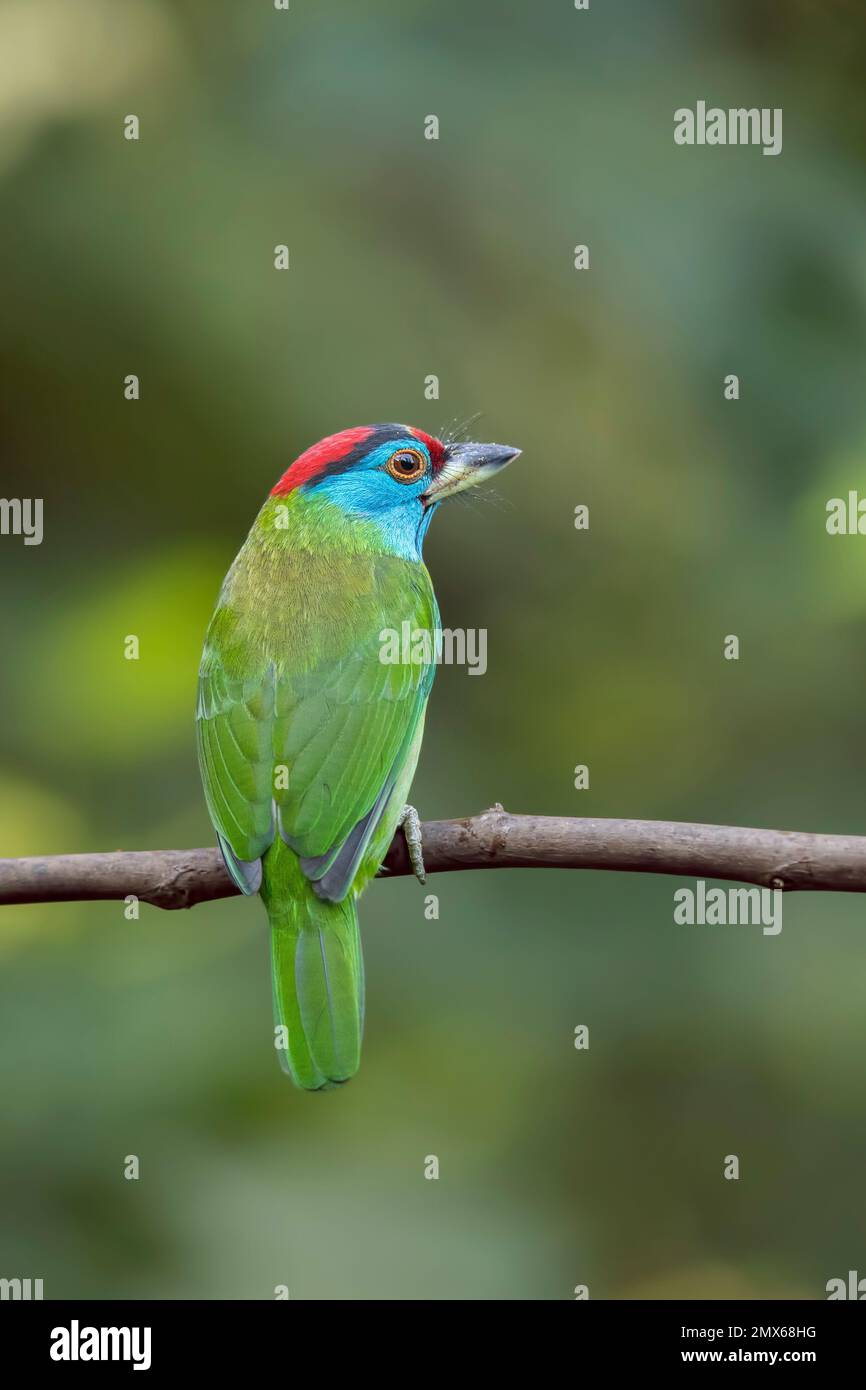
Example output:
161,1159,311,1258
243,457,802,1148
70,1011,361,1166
2,808,866,910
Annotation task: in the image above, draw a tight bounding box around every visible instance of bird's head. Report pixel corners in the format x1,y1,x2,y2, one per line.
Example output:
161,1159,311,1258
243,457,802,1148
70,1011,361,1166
270,423,520,557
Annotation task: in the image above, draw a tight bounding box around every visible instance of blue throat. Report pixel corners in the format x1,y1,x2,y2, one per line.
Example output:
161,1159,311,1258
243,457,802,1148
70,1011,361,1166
307,476,437,562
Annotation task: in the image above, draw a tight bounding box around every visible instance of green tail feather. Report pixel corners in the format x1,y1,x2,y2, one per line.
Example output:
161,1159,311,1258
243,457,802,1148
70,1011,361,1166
263,845,364,1090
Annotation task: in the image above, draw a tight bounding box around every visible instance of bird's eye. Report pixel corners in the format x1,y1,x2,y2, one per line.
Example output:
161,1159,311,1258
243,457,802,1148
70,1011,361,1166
386,448,426,483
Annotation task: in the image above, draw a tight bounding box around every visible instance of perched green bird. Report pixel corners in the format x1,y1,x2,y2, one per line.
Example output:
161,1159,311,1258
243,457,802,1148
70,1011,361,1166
197,424,519,1089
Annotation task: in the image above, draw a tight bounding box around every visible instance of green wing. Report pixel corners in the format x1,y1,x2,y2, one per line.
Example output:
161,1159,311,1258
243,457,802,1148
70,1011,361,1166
196,658,276,892
196,553,437,900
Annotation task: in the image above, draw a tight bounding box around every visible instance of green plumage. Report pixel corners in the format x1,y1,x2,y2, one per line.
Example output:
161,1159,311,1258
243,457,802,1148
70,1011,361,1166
196,490,437,1089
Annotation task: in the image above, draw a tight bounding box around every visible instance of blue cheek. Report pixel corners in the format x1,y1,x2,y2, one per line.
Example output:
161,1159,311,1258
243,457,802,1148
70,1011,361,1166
312,470,426,514
307,470,432,560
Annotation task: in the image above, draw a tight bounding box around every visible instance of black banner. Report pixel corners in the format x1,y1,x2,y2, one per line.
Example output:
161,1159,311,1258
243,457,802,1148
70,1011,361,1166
1,1299,861,1373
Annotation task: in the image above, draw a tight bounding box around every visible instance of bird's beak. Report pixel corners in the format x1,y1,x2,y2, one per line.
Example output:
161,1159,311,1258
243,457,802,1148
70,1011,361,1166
421,440,521,506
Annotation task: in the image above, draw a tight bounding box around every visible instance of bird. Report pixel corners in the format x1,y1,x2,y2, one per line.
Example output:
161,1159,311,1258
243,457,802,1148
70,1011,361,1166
196,423,520,1089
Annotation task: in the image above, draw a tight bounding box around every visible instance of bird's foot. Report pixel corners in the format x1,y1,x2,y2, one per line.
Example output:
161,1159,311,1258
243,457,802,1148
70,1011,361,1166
398,804,426,885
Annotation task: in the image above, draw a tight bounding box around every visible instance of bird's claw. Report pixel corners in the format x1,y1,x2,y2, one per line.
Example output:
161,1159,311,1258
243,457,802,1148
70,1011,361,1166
398,804,426,885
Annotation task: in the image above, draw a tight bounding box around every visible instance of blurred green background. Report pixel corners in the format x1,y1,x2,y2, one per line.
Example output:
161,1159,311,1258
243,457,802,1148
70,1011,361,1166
1,0,866,1300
